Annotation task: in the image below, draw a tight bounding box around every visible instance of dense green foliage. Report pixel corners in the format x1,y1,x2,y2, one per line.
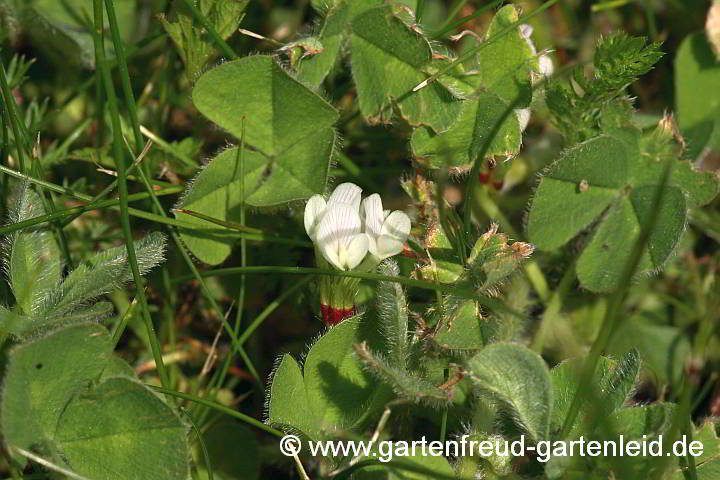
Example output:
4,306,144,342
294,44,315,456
0,0,719,479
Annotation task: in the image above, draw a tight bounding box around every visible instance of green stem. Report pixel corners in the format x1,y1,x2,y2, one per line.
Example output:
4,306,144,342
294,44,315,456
0,60,27,172
93,0,170,388
531,261,576,353
121,141,262,388
0,186,182,236
173,266,525,321
140,125,197,168
149,386,283,437
103,0,143,154
0,165,305,246
415,0,426,23
431,0,505,39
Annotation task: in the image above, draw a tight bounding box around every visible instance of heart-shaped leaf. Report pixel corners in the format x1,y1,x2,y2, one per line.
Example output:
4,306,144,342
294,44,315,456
267,316,389,439
192,55,338,156
180,55,340,264
527,129,719,292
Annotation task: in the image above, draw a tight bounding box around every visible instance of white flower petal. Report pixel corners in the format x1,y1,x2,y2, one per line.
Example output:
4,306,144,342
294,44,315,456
361,193,384,240
376,211,411,259
328,182,362,210
380,211,411,241
538,54,554,77
304,195,326,239
519,24,533,39
376,236,405,259
319,241,344,270
343,234,369,270
515,108,531,132
365,233,378,259
315,203,363,270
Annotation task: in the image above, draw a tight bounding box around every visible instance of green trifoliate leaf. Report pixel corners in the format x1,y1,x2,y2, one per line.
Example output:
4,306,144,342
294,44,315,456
350,5,463,132
410,6,537,170
55,377,189,480
192,55,339,156
160,0,249,80
181,55,339,264
0,323,112,465
675,32,720,158
267,317,390,439
527,128,719,292
466,343,552,442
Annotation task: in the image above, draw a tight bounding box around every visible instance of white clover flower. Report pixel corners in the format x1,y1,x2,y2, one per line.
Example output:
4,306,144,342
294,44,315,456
304,183,411,271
